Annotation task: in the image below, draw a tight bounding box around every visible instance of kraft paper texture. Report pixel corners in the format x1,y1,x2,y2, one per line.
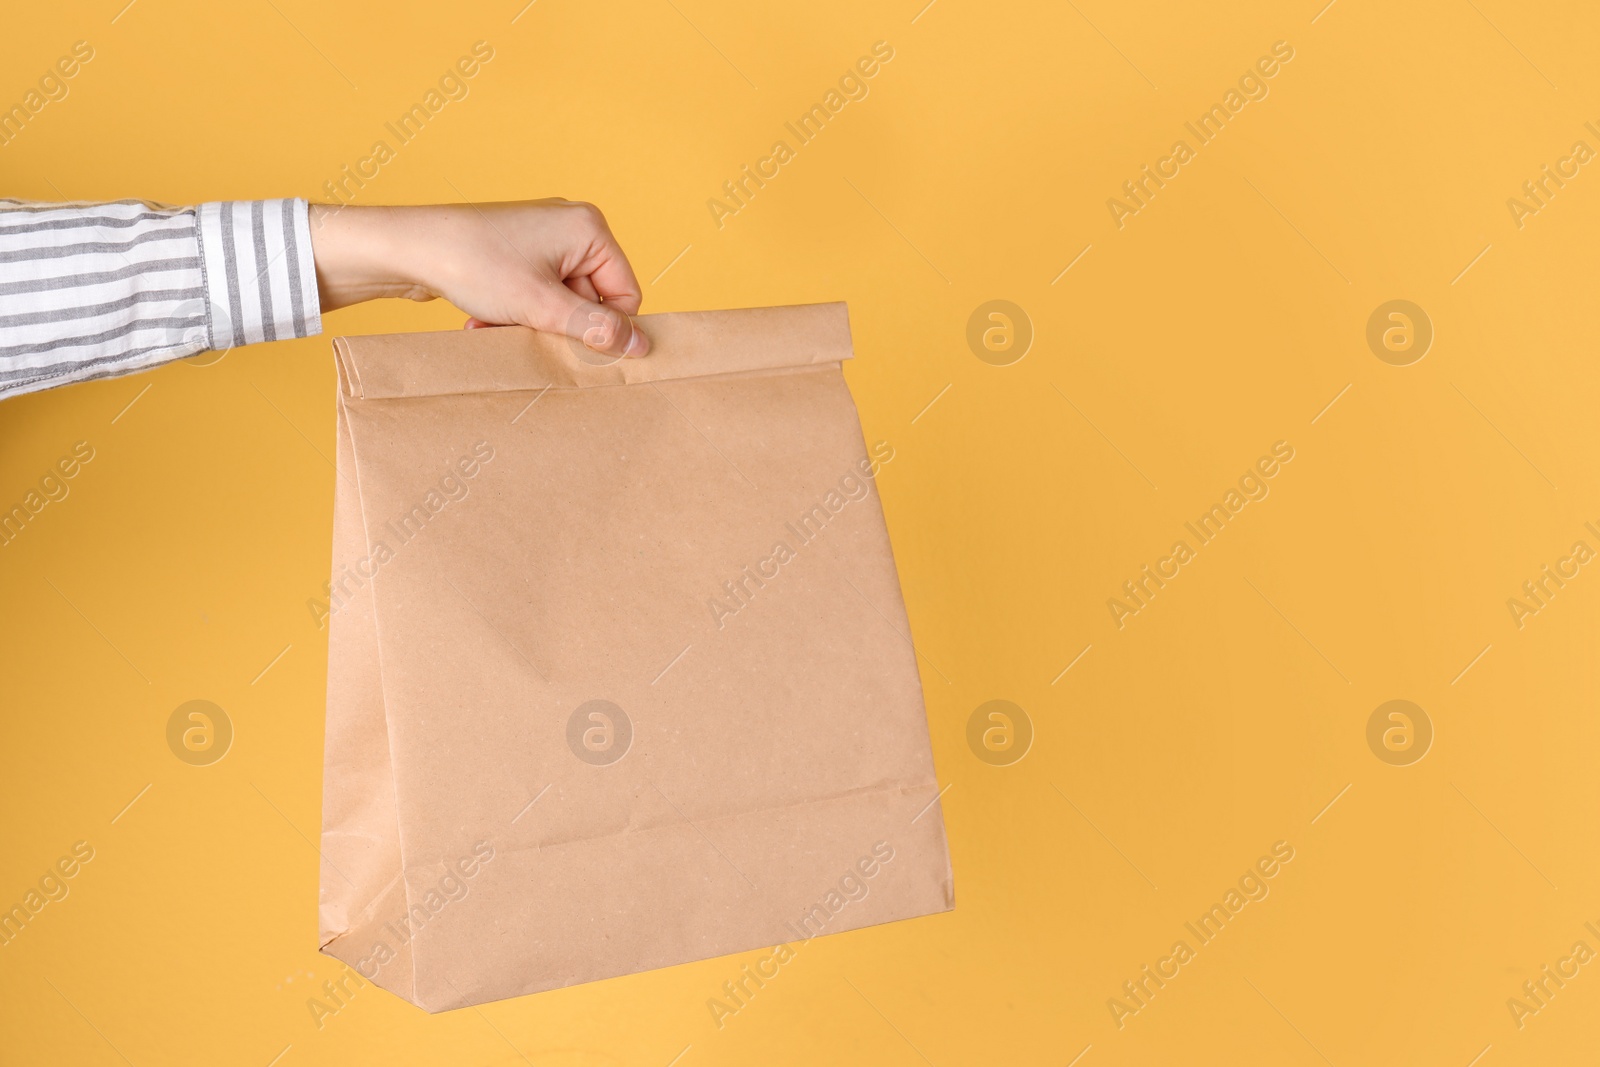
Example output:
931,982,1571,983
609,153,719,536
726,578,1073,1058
316,302,954,1011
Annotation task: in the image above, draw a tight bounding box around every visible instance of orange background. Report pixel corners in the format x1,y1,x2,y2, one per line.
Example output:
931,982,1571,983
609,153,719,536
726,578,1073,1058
2,1,1598,1064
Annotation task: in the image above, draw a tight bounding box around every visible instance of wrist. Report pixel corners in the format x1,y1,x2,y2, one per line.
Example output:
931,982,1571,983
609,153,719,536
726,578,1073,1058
309,204,433,311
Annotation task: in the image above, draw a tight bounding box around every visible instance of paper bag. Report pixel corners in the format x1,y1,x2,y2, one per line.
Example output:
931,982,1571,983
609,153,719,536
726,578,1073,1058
316,302,953,1010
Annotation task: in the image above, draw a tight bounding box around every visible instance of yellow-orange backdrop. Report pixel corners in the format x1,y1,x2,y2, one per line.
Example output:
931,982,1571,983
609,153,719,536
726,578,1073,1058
3,1,1598,1064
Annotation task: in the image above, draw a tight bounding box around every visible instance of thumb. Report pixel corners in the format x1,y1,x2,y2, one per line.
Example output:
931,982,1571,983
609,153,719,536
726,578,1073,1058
538,286,650,360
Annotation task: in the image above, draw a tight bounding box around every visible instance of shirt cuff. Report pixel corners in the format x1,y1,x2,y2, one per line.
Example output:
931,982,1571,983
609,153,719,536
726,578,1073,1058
195,198,322,350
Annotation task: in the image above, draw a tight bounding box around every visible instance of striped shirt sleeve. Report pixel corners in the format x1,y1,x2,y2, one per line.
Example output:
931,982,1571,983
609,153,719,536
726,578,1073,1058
0,197,322,401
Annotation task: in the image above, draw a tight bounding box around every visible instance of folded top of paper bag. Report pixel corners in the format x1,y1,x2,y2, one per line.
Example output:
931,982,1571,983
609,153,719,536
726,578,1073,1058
332,301,855,399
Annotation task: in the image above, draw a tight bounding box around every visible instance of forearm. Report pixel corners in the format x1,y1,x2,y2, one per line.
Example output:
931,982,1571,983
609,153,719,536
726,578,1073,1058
0,197,320,402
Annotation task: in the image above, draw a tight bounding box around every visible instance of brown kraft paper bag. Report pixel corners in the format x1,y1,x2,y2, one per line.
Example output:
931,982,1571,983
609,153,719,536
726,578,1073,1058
316,302,954,1010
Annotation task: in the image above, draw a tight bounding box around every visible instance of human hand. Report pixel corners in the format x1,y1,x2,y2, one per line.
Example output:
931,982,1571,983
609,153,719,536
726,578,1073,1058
308,199,649,357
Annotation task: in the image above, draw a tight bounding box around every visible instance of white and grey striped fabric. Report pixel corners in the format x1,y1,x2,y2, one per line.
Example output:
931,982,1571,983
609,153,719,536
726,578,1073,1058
0,197,321,401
